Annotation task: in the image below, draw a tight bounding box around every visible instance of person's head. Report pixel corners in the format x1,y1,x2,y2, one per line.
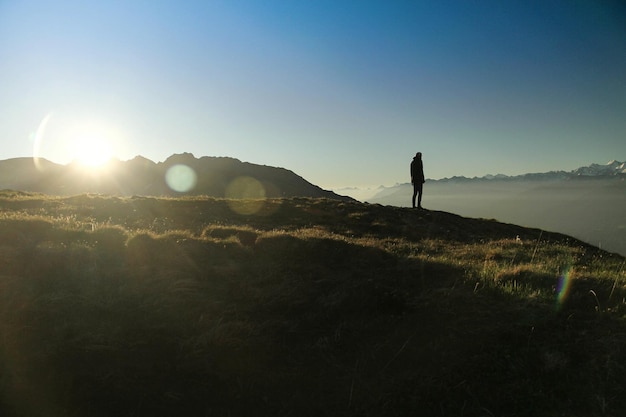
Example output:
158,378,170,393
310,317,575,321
415,152,422,159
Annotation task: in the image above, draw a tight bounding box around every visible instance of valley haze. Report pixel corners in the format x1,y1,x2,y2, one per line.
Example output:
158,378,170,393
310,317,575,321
349,160,625,256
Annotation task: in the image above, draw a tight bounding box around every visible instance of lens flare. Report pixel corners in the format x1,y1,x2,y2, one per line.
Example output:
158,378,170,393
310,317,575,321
165,164,198,193
226,176,266,215
32,113,53,171
556,266,573,311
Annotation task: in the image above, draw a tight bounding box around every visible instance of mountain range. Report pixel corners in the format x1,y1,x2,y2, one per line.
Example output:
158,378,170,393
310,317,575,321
0,153,353,201
435,159,626,183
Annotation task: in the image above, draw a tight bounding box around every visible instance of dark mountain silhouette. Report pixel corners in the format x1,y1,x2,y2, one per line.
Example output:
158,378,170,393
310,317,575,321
0,153,354,201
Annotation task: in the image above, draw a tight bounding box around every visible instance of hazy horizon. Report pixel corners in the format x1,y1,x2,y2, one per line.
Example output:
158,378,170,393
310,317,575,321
4,153,622,194
1,1,625,189
359,178,626,257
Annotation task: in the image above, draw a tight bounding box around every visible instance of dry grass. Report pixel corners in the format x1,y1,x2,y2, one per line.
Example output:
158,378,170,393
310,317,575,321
0,190,625,416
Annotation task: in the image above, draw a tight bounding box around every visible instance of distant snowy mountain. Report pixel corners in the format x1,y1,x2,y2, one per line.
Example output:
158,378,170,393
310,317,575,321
437,160,625,183
571,160,626,177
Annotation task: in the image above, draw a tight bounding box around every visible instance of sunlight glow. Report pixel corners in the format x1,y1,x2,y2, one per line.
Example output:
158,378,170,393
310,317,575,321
70,133,114,167
32,113,128,169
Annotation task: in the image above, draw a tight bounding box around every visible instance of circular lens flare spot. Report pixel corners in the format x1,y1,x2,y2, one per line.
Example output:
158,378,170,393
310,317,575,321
226,176,266,215
165,164,198,193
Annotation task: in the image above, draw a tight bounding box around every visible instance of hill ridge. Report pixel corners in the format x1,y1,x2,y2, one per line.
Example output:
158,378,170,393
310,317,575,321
0,153,352,201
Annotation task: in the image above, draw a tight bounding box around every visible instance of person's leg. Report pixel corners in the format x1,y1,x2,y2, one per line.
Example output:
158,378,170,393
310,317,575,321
412,184,417,208
417,183,423,208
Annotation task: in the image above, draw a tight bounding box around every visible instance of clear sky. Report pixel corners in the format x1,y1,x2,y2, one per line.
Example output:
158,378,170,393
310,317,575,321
1,0,624,189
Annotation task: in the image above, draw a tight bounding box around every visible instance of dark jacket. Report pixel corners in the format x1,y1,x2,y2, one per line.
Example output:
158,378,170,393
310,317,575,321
411,157,425,184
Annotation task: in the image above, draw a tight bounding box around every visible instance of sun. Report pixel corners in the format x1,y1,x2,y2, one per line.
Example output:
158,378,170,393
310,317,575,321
32,114,128,171
71,134,114,167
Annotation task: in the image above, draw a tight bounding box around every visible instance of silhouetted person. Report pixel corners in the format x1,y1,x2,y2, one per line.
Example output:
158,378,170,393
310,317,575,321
411,152,425,209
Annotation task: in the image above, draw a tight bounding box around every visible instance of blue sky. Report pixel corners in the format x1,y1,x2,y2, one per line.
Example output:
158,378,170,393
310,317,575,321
0,0,624,188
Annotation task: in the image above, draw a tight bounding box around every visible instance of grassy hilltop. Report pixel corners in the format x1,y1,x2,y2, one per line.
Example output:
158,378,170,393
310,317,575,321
1,191,625,417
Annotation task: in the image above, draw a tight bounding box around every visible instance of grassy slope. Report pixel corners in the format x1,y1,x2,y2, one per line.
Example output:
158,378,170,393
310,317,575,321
0,191,625,416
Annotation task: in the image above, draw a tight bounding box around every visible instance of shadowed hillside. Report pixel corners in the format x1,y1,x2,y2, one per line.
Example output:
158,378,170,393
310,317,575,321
1,192,625,416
